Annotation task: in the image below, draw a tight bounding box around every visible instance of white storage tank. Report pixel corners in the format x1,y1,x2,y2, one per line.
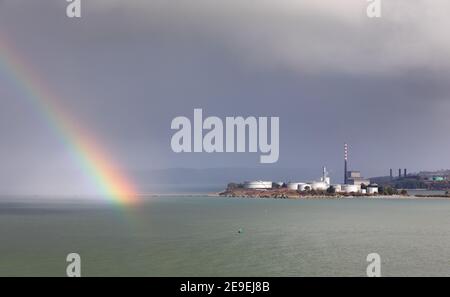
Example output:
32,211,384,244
299,184,312,191
367,184,379,194
244,181,273,190
287,182,306,190
342,184,361,193
311,181,328,191
332,184,342,193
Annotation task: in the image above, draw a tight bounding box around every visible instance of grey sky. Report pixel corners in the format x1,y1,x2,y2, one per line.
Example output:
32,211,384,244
1,0,450,194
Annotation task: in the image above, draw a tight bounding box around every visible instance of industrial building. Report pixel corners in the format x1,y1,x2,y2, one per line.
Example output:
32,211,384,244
346,171,370,186
341,184,361,193
284,166,367,194
241,144,379,195
367,184,379,194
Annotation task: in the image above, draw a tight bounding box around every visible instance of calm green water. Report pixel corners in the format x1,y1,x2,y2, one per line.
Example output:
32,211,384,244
1,196,450,276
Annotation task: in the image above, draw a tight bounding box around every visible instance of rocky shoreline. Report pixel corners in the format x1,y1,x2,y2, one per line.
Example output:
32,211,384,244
218,188,394,199
218,189,450,199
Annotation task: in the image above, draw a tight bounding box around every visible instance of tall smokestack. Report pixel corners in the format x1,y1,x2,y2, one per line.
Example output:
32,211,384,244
390,169,393,180
344,143,348,184
399,168,402,178
404,168,407,177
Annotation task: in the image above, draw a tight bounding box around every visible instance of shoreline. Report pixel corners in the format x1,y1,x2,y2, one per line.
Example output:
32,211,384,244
1,192,450,202
211,193,450,200
214,188,450,200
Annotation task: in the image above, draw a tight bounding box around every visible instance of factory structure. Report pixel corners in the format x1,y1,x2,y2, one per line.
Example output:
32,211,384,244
243,144,379,194
368,167,450,190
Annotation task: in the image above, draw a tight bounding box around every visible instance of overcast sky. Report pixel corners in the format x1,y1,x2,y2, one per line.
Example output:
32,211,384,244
1,0,450,195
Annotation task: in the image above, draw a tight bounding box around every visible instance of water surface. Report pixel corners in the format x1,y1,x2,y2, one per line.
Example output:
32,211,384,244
1,196,450,276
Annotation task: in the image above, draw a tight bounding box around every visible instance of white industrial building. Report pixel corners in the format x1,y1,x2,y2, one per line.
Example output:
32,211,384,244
341,184,361,193
332,184,342,193
311,181,328,191
346,171,370,186
367,184,379,194
242,163,379,195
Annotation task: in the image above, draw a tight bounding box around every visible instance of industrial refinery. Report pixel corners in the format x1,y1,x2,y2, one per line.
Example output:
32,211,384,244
241,144,379,195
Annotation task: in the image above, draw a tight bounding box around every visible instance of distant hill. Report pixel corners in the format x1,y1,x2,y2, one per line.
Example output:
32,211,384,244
370,169,450,190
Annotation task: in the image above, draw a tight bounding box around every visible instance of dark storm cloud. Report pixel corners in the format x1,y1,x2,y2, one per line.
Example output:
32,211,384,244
1,0,450,194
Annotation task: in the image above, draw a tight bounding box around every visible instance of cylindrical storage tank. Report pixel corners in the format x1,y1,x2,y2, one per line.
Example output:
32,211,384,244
244,181,272,190
367,185,379,194
311,181,328,191
332,184,342,193
342,184,361,193
287,182,305,190
361,189,367,194
299,184,312,191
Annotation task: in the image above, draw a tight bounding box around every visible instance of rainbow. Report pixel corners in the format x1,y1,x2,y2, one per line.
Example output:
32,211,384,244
0,33,140,205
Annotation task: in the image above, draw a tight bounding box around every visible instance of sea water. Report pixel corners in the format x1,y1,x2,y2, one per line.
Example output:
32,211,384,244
1,196,450,276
